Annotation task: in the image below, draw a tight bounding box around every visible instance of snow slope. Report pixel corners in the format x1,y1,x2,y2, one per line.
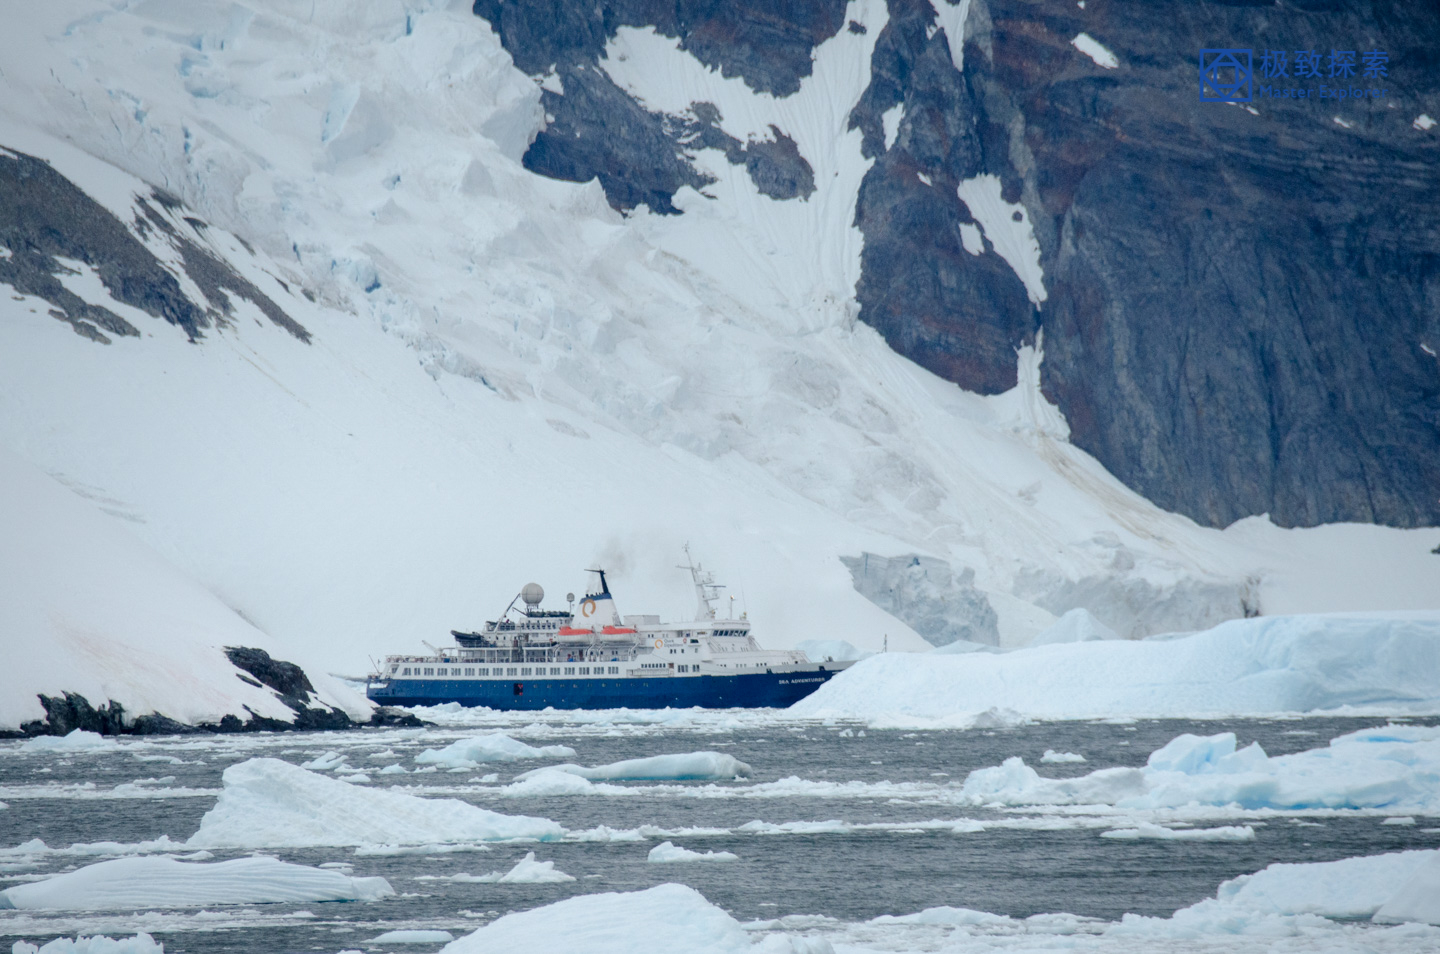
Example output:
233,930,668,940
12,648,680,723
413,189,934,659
0,445,364,730
0,0,1434,716
795,613,1440,724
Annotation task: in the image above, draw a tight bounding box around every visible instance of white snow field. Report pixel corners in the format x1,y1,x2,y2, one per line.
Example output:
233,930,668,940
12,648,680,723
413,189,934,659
958,724,1440,813
513,752,754,782
0,446,366,731
186,757,563,848
0,855,393,910
414,734,577,768
795,613,1440,725
0,0,1435,726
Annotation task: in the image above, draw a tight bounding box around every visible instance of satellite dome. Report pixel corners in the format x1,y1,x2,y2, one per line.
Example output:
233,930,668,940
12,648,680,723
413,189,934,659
520,583,545,606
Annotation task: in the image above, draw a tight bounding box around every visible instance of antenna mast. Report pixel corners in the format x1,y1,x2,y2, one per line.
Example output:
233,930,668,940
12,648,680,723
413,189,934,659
679,543,724,621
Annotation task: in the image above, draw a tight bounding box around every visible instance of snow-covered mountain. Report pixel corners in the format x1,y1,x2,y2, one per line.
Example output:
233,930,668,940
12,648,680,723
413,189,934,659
0,1,1435,730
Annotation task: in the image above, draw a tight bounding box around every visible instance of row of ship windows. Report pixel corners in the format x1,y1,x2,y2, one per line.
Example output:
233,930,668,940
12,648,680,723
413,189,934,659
400,666,622,677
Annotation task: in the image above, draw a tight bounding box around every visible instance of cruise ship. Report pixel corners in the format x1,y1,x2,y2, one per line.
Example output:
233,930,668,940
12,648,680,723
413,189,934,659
365,550,851,710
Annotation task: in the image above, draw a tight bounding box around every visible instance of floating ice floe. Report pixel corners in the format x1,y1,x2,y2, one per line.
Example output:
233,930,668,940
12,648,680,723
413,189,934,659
415,734,576,769
12,934,164,954
1100,822,1255,841
17,730,118,753
0,855,393,910
416,851,574,883
368,931,456,944
1114,849,1440,933
439,883,828,953
186,757,563,848
1040,750,1086,763
796,613,1440,726
960,725,1440,813
513,752,753,782
648,841,739,863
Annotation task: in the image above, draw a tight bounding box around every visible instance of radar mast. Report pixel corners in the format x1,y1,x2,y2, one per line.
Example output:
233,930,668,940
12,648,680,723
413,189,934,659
680,544,724,620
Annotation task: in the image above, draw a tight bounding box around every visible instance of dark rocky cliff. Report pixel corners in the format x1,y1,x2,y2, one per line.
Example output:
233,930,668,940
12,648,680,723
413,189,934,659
473,0,1440,529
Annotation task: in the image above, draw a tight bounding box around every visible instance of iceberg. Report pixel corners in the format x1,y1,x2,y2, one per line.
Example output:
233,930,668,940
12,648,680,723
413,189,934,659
368,931,456,944
1375,854,1440,925
1100,822,1255,841
11,935,164,954
463,851,576,883
1039,750,1086,763
1115,849,1440,934
0,855,393,910
961,726,1440,812
440,883,827,953
186,758,563,848
18,730,118,753
648,841,739,863
415,734,576,768
513,752,753,782
793,613,1440,725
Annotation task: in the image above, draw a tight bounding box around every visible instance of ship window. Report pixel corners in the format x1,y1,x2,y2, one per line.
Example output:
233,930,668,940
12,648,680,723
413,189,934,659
477,668,488,676
464,667,475,676
402,667,411,675
521,667,532,676
423,667,434,675
564,667,575,675
608,666,619,674
550,667,560,675
507,667,518,676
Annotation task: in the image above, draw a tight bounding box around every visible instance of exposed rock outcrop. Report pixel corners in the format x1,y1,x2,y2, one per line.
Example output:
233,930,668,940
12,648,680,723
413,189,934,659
472,0,1440,529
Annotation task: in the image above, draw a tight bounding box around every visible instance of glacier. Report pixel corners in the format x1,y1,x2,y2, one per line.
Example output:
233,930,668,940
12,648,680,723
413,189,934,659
793,613,1440,725
0,0,1434,730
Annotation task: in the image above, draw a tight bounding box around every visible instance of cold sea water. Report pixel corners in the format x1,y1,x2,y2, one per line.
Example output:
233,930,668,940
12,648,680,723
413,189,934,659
1,712,1436,953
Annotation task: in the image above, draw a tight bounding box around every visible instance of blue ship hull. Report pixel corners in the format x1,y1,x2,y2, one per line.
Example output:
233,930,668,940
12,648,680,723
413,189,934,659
367,668,840,711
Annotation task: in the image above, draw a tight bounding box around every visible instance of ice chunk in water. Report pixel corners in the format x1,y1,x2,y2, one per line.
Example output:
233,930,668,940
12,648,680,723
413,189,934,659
513,752,753,782
11,934,164,954
0,855,393,910
18,731,118,753
440,883,828,953
415,734,576,768
648,841,739,863
186,757,563,848
1374,854,1440,925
